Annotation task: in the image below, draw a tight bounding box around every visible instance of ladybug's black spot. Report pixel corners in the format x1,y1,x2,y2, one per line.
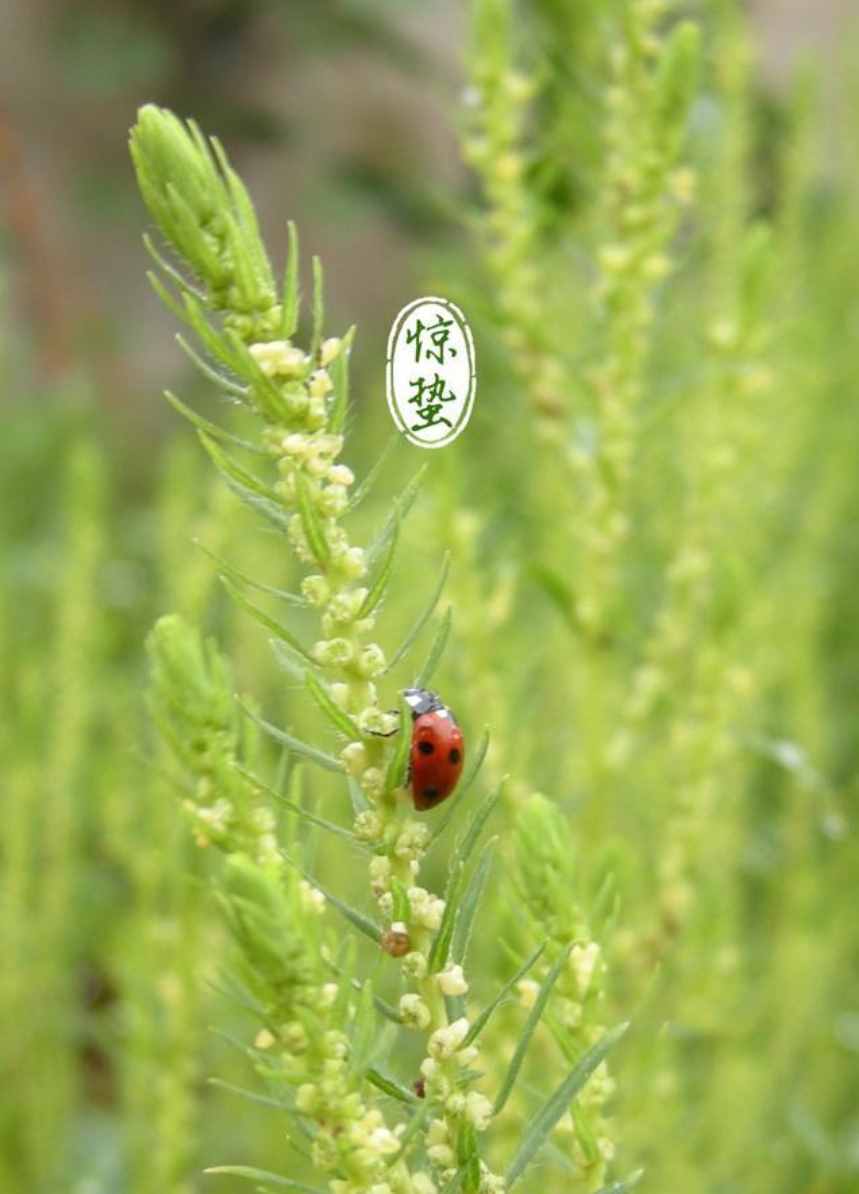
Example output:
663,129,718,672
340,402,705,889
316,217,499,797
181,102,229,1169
422,787,439,801
449,748,461,764
418,740,435,755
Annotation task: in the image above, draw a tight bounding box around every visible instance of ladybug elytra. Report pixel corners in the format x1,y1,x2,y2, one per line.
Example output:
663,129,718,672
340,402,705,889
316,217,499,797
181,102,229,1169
403,687,465,811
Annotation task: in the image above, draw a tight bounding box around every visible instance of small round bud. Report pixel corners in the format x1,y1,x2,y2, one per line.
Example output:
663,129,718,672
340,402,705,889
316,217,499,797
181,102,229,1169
399,993,432,1030
341,741,368,776
381,924,411,958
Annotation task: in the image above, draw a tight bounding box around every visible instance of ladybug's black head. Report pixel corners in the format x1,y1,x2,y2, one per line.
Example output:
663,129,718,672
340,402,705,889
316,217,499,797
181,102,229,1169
403,687,445,719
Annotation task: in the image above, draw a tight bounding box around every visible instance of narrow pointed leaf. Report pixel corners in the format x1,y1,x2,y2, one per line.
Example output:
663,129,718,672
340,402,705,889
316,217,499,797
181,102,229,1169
348,433,399,511
282,221,300,338
366,1067,418,1105
414,606,452,689
195,541,306,606
494,946,572,1115
295,868,381,943
234,764,357,845
204,1166,322,1193
175,334,251,401
200,432,293,533
240,704,344,774
385,550,450,673
305,670,363,740
311,254,324,356
505,1022,630,1188
464,943,546,1046
164,390,256,454
367,465,428,565
384,700,411,795
295,471,330,566
360,512,399,617
329,324,355,434
222,577,314,663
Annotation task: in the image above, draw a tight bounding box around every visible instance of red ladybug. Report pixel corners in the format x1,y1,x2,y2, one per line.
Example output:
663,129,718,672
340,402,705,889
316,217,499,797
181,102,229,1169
403,688,465,811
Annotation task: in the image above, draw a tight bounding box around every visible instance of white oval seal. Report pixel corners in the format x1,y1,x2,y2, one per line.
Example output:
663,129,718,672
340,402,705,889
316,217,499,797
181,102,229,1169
386,296,475,449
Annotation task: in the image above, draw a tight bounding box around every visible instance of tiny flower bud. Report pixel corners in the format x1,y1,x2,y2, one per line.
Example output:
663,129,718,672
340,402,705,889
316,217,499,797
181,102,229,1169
381,924,411,958
301,574,330,606
341,741,368,776
400,994,432,1030
465,1091,493,1131
402,950,428,980
437,964,469,996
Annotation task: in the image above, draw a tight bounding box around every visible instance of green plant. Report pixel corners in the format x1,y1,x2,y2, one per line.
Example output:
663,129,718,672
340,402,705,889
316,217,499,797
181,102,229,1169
132,104,629,1194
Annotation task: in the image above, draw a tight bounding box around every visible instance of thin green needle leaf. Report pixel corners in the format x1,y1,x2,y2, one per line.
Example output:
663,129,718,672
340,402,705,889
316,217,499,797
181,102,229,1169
455,781,503,872
347,433,399,511
428,860,463,974
281,221,300,338
494,946,573,1116
200,432,293,533
366,1068,418,1105
505,1022,630,1188
233,764,358,845
384,700,411,795
360,512,399,617
329,324,355,434
464,943,546,1046
174,333,250,401
194,541,306,606
204,1166,322,1193
305,670,363,740
207,1078,293,1112
143,232,206,300
295,471,331,566
164,391,256,455
221,577,315,663
385,551,450,673
239,703,344,774
414,605,452,689
592,1170,644,1193
367,465,428,566
447,842,495,1019
296,870,382,944
311,254,324,356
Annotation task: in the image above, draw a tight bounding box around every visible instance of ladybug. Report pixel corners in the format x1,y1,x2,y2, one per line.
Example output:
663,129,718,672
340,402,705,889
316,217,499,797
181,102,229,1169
403,687,465,811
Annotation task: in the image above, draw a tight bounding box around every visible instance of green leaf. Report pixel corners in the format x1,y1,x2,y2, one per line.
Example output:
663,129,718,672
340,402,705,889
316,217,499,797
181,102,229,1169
464,943,546,1046
494,946,572,1115
447,842,495,1019
455,781,503,873
367,465,428,566
360,511,399,617
195,541,306,606
414,605,452,689
222,577,315,663
164,391,257,458
281,220,300,338
347,774,371,814
329,325,356,434
174,333,250,401
504,1022,630,1188
295,471,331,566
593,1170,644,1193
204,1166,322,1193
207,1078,293,1112
233,764,358,845
144,232,206,301
240,704,344,774
366,1067,418,1105
349,978,377,1078
305,670,363,740
457,1120,481,1194
297,870,382,944
311,254,325,357
428,855,467,974
200,432,293,533
384,700,411,795
348,433,399,511
385,551,450,673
